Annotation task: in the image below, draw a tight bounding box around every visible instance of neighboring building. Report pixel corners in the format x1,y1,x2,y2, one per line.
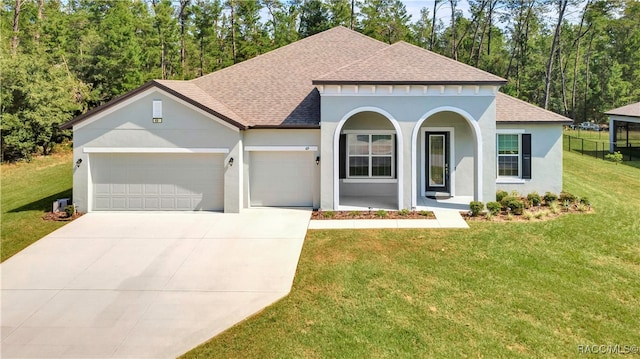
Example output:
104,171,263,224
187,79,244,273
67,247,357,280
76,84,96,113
606,102,640,154
61,26,571,213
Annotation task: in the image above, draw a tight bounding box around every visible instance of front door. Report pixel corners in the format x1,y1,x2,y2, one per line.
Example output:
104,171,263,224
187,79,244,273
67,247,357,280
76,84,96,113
425,132,450,195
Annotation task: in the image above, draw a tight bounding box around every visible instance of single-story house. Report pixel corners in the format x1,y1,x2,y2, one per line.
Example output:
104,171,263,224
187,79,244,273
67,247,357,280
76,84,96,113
606,101,640,154
61,26,571,213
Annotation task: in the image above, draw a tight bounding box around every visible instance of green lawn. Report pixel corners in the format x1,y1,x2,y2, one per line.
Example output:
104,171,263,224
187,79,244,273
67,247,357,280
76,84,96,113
1,152,73,262
183,151,640,358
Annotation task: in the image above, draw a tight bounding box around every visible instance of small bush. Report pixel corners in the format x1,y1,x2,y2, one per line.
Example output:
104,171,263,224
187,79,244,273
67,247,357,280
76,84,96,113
562,200,572,211
469,201,484,217
527,192,542,206
524,211,533,220
579,197,591,206
510,190,521,198
501,196,524,215
322,211,335,218
534,211,545,219
64,204,76,218
549,202,560,214
496,190,509,202
576,203,588,212
486,201,502,215
543,192,558,204
484,212,494,221
506,213,514,221
348,211,361,217
605,151,623,164
559,192,577,203
398,208,410,216
375,209,388,218
418,210,431,216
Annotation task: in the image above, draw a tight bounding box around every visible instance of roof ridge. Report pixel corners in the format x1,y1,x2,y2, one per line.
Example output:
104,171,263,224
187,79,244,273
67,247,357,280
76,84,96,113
194,26,386,83
316,40,392,80
155,80,249,127
391,41,506,81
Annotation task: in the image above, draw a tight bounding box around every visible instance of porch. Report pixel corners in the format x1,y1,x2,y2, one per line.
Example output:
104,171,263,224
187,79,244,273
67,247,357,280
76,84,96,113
337,195,473,212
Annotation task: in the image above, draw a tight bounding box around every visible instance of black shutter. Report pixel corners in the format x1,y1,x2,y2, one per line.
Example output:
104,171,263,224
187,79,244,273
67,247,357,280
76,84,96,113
522,134,531,179
394,135,398,179
339,134,346,179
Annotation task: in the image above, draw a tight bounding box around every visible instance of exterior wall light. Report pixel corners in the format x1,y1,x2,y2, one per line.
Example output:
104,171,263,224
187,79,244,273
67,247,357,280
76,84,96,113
228,157,234,166
75,158,83,168
316,156,320,165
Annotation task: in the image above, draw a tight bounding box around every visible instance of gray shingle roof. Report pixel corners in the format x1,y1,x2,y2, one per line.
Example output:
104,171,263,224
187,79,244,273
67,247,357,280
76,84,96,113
496,92,572,123
191,26,387,127
605,101,640,119
314,41,506,85
155,80,247,127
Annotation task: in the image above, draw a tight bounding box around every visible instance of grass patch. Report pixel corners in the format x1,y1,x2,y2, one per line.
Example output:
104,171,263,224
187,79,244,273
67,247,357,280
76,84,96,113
1,152,73,262
183,151,640,358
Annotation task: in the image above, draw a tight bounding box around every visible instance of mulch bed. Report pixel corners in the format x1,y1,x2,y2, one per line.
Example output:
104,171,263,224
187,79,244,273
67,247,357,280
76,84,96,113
42,211,84,222
463,204,593,222
312,210,436,220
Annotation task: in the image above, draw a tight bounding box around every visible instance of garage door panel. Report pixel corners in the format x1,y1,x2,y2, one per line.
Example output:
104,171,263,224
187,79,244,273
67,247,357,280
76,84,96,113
250,152,313,207
91,153,224,211
129,184,143,195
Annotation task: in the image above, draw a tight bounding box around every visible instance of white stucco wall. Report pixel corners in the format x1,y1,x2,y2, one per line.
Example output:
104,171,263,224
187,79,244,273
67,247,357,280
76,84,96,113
494,123,563,198
72,89,242,213
319,92,497,210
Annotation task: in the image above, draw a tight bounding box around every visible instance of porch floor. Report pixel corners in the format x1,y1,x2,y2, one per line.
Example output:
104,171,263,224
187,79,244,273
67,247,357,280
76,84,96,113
337,195,473,212
416,196,473,212
338,196,397,211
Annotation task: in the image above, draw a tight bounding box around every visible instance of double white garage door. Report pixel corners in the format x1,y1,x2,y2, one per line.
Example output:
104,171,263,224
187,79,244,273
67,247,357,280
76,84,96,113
91,151,313,211
91,153,225,211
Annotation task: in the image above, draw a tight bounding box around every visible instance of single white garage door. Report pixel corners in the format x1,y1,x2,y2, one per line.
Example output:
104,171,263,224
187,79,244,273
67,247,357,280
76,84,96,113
91,153,224,211
250,151,314,207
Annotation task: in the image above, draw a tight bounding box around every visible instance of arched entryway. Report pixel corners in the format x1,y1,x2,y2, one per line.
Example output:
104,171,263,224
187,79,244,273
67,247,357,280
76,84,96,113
333,107,403,210
411,107,482,209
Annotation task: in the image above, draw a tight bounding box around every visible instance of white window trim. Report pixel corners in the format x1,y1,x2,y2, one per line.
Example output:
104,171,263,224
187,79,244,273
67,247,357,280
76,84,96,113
345,132,395,179
496,132,522,180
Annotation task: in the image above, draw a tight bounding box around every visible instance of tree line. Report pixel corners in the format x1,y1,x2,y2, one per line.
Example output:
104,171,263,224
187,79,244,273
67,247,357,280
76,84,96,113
2,0,639,162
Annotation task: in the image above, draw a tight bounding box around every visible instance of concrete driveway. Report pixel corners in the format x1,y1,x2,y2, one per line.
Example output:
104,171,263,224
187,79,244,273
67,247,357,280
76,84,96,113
1,208,311,359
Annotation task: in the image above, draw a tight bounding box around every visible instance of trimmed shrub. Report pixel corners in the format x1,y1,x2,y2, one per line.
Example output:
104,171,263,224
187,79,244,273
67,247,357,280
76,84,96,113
527,192,542,206
559,191,577,203
398,208,410,216
64,204,76,218
322,211,335,218
376,209,388,218
501,196,524,215
543,192,558,204
469,201,484,216
605,151,623,164
486,201,502,215
496,190,509,202
579,197,591,206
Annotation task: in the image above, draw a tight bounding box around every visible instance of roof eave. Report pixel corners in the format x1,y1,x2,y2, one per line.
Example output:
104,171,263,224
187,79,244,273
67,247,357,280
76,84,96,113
497,120,573,125
604,112,640,119
59,80,248,130
249,124,321,129
312,80,507,86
